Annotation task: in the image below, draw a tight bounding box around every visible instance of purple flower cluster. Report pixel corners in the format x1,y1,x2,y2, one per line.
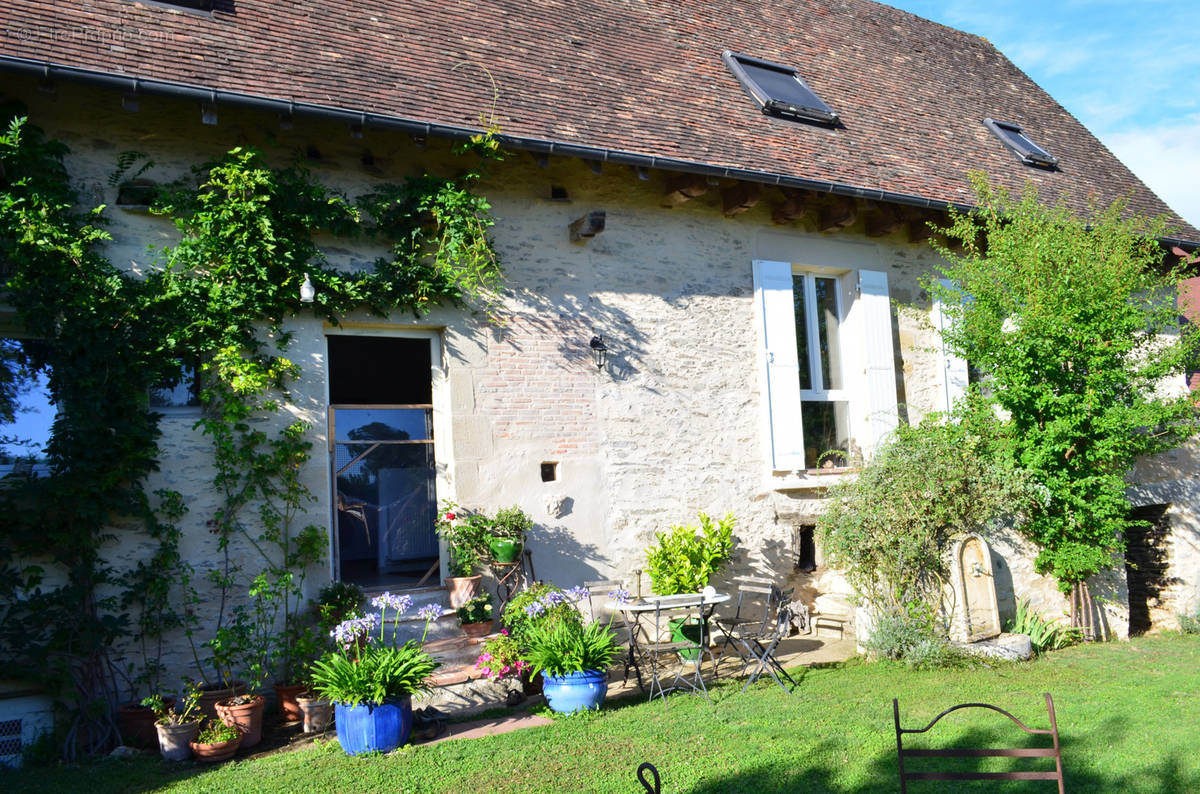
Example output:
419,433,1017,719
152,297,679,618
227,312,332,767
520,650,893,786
523,600,547,618
417,603,444,622
371,592,413,614
331,613,381,650
566,586,591,602
608,587,631,605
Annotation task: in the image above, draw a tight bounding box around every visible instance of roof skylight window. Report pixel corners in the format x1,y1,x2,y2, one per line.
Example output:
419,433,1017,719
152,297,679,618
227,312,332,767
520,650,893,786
723,51,839,126
984,118,1059,168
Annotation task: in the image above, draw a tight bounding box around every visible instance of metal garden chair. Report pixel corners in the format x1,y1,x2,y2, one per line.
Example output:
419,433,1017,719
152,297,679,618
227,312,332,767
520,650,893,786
641,593,716,703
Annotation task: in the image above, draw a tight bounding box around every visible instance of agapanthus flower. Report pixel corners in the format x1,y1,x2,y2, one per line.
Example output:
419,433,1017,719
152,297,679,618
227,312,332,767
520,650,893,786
331,613,380,649
524,600,547,618
371,592,413,614
566,586,590,602
417,603,444,622
543,590,566,606
608,587,631,604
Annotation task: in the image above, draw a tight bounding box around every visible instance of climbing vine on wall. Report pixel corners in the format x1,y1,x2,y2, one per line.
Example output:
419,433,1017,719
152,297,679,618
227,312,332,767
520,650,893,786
0,105,503,758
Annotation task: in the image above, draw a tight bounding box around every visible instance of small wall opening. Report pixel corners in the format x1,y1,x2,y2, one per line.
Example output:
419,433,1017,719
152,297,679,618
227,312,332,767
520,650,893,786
540,462,558,482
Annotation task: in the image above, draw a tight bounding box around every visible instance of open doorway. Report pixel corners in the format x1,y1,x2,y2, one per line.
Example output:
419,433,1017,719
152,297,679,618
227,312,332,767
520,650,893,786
328,335,439,589
1125,503,1174,636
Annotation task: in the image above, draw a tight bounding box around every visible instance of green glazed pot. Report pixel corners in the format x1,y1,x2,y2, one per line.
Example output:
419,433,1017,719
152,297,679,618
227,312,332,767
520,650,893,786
488,538,523,563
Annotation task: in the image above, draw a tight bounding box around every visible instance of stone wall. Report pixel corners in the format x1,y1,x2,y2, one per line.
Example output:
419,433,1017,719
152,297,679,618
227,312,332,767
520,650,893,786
4,74,1197,696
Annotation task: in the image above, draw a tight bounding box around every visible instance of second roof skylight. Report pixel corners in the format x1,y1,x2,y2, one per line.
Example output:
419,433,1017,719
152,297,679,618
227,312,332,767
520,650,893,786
723,50,839,126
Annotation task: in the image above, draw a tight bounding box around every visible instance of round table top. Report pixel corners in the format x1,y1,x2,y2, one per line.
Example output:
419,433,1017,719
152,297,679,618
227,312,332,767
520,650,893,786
607,592,731,612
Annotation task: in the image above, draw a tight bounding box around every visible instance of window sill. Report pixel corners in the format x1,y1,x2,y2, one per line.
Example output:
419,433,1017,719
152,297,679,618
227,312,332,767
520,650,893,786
768,467,861,491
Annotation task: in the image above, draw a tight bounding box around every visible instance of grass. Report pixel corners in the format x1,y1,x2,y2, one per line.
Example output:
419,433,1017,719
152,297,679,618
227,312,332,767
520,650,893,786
5,633,1198,793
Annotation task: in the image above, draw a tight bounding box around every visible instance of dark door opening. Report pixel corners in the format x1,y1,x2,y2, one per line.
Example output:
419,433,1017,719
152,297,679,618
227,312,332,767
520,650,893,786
1125,504,1173,636
329,336,438,589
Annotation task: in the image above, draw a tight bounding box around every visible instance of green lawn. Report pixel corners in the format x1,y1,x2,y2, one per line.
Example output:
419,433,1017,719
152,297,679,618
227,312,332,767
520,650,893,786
6,633,1198,793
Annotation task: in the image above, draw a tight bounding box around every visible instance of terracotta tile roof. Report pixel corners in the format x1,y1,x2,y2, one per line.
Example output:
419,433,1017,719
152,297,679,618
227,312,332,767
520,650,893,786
1,0,1195,239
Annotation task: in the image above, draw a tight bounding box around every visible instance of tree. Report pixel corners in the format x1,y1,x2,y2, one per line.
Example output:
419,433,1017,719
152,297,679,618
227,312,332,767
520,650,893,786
929,174,1200,623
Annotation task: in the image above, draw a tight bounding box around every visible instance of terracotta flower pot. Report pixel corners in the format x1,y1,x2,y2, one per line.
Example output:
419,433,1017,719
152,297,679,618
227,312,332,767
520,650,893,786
274,683,306,723
215,694,265,748
118,698,173,749
155,720,200,761
461,620,494,638
196,681,246,721
296,694,334,734
446,574,482,608
189,731,243,763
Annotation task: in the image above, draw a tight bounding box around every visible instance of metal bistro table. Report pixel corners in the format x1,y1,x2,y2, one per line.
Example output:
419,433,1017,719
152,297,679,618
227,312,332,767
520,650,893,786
607,591,731,698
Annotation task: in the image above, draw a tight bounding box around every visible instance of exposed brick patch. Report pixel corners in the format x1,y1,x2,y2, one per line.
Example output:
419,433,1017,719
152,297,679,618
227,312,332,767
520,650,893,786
478,313,599,456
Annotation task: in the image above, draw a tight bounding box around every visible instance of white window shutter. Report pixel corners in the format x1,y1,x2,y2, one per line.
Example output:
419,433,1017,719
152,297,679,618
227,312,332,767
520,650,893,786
753,260,805,470
858,269,899,452
932,278,969,412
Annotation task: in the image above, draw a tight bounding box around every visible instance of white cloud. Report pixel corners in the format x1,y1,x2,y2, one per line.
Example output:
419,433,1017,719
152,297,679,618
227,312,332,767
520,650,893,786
1103,118,1200,233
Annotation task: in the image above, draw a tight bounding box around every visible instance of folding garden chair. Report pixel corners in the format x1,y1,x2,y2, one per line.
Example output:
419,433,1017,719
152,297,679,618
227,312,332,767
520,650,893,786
714,576,777,663
641,593,716,703
582,579,642,688
730,591,798,693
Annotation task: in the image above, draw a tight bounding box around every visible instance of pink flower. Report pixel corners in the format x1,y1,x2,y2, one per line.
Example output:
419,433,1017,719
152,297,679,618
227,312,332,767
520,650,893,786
445,511,456,521
500,628,509,636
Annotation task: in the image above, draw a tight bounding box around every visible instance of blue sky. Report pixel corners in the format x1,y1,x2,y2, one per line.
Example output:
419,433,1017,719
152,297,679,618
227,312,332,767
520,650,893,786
886,0,1200,231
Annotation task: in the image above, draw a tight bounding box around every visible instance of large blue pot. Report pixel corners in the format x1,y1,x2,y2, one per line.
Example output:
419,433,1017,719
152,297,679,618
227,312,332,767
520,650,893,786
541,669,608,714
334,695,413,755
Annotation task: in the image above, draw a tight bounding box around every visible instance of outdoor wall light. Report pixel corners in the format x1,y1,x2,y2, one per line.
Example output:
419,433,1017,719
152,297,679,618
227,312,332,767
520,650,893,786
589,335,609,370
300,273,316,303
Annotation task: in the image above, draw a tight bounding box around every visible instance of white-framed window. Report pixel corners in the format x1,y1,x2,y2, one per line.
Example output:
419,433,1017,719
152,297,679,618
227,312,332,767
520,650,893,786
753,259,899,472
793,270,851,468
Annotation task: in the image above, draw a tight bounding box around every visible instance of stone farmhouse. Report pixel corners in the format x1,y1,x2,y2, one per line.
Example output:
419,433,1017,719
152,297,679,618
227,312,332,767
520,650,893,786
2,0,1198,687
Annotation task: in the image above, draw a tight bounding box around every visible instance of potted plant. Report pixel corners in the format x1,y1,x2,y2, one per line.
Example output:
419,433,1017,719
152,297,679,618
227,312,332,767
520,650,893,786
501,583,588,695
142,682,202,761
474,630,531,683
435,502,491,607
489,505,532,563
295,691,334,734
274,624,321,724
457,593,495,638
309,592,442,755
644,511,737,656
521,586,622,714
212,573,280,748
189,718,244,763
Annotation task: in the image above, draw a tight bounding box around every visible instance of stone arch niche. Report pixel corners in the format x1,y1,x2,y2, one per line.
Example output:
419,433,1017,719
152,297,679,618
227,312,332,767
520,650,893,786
952,534,1002,642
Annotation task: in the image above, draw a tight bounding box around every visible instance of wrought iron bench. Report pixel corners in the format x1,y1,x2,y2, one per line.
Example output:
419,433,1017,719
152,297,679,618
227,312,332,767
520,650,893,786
893,693,1064,793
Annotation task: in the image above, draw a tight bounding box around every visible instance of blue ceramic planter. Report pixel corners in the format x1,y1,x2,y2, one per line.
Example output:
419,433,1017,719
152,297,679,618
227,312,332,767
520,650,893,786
541,669,608,714
334,695,413,755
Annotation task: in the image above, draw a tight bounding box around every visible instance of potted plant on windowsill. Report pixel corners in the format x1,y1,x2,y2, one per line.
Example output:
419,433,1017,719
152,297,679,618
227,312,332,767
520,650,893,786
436,503,491,607
522,586,622,714
644,511,737,657
309,593,442,755
489,505,532,564
457,593,495,638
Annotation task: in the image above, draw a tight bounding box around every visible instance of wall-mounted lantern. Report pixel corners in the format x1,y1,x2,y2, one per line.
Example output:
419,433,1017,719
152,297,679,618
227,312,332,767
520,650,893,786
588,335,609,371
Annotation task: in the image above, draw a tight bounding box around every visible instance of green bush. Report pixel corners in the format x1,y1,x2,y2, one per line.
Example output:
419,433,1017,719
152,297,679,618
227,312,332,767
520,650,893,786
863,607,969,669
1008,598,1080,654
1176,603,1200,635
819,406,1032,613
644,511,736,595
